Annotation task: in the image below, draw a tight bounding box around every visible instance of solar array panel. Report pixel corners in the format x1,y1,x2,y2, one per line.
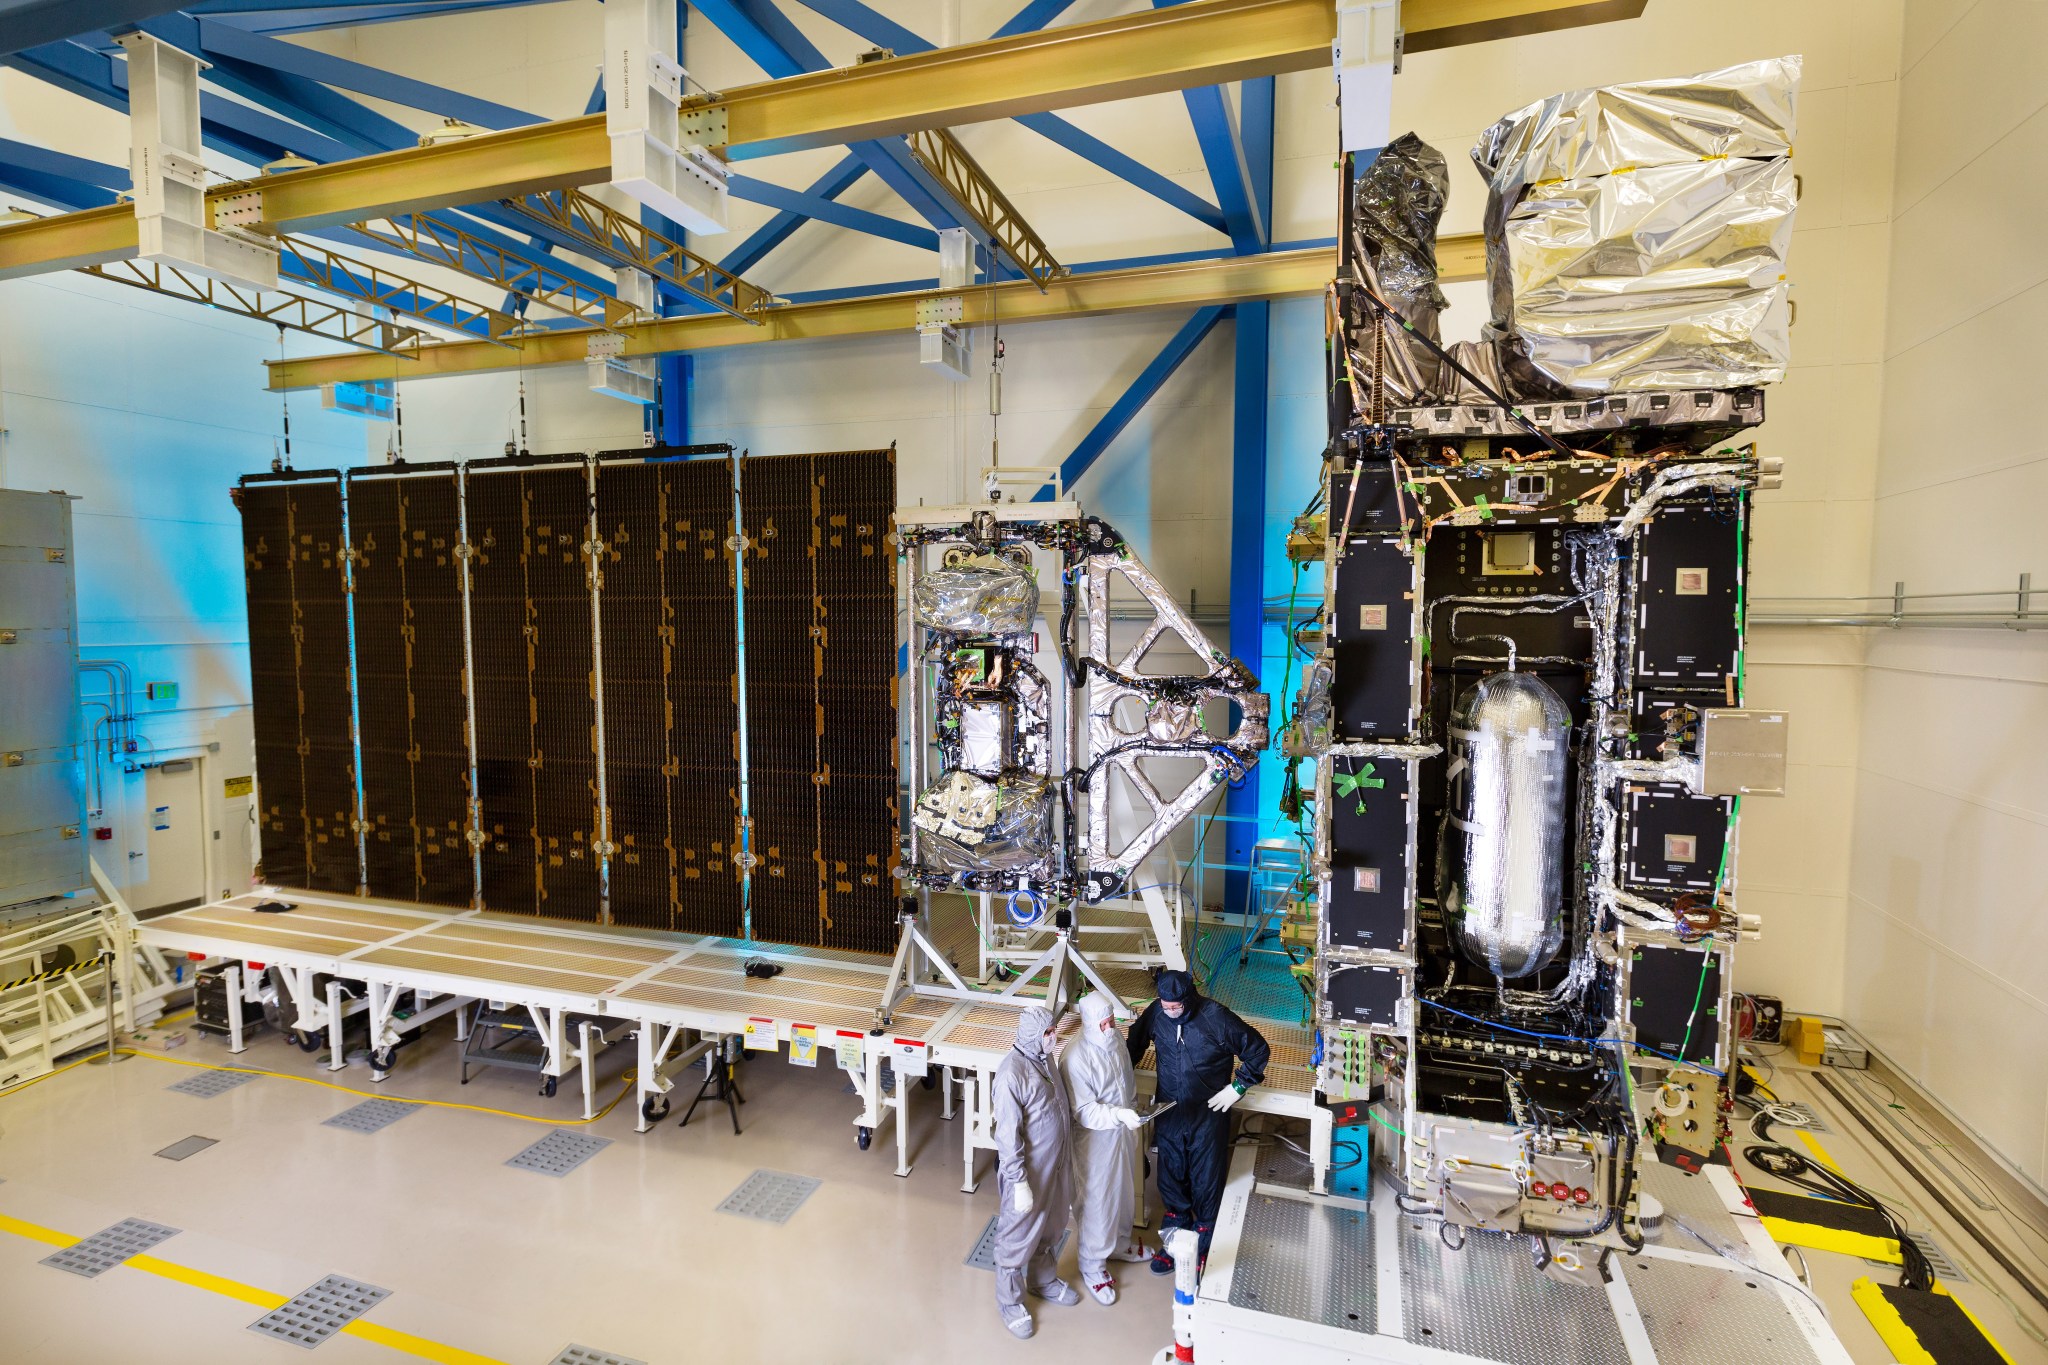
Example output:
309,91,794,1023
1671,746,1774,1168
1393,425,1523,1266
239,476,357,894
236,450,896,952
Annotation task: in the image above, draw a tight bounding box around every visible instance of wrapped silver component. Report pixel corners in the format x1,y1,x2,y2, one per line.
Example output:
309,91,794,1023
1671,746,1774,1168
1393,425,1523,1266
1284,655,1334,759
1438,672,1571,978
1471,56,1801,395
1350,134,1453,407
911,556,1039,635
910,769,1053,875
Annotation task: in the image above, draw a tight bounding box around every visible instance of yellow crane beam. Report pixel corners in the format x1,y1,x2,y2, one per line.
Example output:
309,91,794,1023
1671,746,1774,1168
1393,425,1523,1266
86,257,428,356
904,129,1063,292
267,233,1487,390
0,0,1640,279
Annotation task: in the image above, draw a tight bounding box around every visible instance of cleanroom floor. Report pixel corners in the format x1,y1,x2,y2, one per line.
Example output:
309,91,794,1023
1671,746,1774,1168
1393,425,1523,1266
0,1010,2043,1365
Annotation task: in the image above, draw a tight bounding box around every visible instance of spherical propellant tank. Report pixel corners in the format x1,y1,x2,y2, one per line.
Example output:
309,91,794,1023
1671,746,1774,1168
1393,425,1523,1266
1436,671,1571,978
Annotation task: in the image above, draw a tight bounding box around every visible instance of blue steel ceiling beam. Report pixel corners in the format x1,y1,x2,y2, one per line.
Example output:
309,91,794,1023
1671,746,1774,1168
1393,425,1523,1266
689,0,972,238
795,0,1226,234
1151,1,1264,253
4,38,356,165
0,2,186,58
1035,304,1228,499
0,138,127,207
991,0,1077,38
717,151,864,275
727,172,936,251
177,13,534,127
188,0,558,34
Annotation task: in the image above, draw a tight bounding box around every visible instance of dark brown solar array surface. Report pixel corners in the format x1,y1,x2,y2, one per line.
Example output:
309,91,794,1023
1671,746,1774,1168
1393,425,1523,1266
238,451,897,952
595,458,743,936
466,465,601,922
346,471,472,906
239,477,357,893
812,450,899,952
743,449,898,953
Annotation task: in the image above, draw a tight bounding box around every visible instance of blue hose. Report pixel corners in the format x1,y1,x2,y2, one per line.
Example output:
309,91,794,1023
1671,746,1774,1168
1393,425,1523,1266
1004,889,1046,926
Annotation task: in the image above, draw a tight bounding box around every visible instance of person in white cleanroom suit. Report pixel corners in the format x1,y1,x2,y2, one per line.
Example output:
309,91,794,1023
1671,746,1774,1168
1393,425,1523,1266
992,1004,1079,1339
1061,990,1152,1305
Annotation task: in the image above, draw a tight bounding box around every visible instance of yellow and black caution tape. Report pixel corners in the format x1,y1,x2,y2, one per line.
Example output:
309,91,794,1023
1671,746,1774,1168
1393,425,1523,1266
0,957,108,993
1853,1276,2015,1365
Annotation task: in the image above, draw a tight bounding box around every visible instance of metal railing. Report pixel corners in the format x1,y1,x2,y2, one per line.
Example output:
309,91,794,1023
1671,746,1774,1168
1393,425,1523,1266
1750,576,2042,631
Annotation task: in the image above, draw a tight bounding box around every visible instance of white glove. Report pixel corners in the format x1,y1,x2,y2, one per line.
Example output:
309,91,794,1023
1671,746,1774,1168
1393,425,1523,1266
1112,1107,1143,1130
1207,1083,1244,1113
1011,1181,1035,1214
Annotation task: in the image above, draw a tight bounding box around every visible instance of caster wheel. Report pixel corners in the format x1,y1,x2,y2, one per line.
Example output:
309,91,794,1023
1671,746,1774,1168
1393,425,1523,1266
370,1048,396,1074
292,1029,321,1053
920,1072,937,1092
993,964,1015,983
641,1094,671,1123
856,1126,873,1151
540,1075,559,1099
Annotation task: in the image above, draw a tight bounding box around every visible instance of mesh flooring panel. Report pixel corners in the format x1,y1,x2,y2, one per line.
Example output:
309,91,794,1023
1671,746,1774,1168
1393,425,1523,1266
168,1068,256,1098
1396,1221,1627,1362
40,1218,179,1277
248,1274,390,1349
155,1136,218,1161
549,1348,648,1365
505,1129,611,1177
322,1099,420,1134
1226,1193,1372,1332
1624,1253,1823,1365
965,1215,1069,1271
1196,925,1315,1026
715,1169,822,1224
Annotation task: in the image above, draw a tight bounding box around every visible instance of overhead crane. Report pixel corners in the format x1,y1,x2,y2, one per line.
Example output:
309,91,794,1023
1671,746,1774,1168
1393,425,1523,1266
0,0,1639,380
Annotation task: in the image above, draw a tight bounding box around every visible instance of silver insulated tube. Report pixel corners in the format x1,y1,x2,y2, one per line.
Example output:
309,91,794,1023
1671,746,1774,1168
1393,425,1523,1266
1438,671,1570,978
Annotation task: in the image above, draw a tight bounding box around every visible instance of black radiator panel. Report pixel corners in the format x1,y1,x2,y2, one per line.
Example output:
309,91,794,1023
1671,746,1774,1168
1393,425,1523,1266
347,472,472,906
240,476,357,894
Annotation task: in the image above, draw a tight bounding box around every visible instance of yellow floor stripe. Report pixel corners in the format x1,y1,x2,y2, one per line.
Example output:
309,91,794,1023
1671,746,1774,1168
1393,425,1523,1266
1797,1128,1845,1175
0,1211,78,1249
126,1253,290,1310
0,1209,508,1363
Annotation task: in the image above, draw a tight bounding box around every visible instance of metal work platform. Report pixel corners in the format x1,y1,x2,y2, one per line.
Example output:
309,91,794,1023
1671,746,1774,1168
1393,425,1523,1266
1192,1145,1855,1365
136,890,1330,1187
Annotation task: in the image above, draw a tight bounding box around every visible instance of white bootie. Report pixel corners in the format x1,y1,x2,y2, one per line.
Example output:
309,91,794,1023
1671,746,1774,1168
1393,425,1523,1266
1031,1278,1081,1307
1086,1276,1117,1306
1109,1240,1152,1263
1001,1304,1035,1339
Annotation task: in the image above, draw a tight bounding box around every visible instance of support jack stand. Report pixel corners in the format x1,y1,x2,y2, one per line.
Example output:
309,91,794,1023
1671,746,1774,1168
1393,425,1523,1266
679,1035,744,1135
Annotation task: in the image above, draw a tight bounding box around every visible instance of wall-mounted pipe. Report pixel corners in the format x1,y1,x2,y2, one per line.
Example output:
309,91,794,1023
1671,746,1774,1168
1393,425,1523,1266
1750,576,2040,630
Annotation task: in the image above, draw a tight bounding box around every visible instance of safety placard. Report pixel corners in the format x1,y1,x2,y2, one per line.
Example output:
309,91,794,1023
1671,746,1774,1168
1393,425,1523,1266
788,1023,818,1067
743,1017,778,1051
834,1027,864,1071
892,1037,930,1079
223,776,253,798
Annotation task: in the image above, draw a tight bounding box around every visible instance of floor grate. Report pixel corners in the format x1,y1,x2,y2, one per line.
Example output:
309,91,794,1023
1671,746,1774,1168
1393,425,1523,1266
40,1218,180,1277
248,1274,390,1349
964,1214,1069,1271
155,1135,218,1161
168,1069,256,1098
322,1099,420,1134
1774,1101,1830,1134
715,1170,821,1225
1884,1231,1967,1283
548,1347,648,1365
505,1130,611,1177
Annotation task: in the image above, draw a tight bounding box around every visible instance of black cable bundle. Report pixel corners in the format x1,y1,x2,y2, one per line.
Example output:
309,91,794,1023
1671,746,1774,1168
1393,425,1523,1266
1742,1138,1936,1292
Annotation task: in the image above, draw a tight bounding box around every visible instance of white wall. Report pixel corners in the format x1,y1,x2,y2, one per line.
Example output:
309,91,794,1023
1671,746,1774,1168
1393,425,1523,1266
1842,0,2048,1194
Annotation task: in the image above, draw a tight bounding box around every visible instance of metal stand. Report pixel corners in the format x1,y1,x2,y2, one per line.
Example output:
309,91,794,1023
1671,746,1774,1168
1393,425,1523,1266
679,1034,744,1134
86,950,127,1066
877,908,1131,1026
